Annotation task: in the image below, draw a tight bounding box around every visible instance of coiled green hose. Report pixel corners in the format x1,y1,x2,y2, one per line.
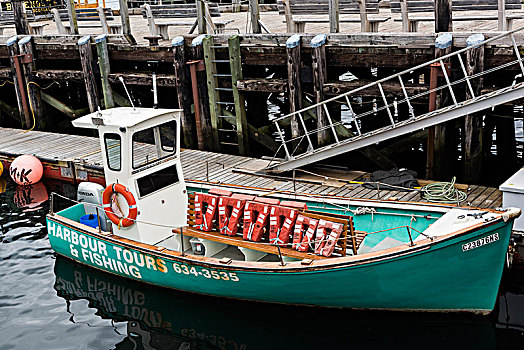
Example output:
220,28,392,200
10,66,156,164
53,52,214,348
421,177,467,204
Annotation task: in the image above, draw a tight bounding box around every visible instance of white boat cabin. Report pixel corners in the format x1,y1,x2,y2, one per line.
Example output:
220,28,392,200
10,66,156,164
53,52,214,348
72,107,188,246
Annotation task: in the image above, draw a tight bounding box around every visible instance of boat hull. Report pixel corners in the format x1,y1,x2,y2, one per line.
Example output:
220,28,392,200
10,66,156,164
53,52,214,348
46,215,512,314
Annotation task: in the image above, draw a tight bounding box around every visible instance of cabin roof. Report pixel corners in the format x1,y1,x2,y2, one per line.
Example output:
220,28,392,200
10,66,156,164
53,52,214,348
72,107,180,129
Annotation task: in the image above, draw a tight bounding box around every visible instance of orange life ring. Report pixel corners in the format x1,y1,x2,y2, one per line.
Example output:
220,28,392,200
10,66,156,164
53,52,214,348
102,183,137,228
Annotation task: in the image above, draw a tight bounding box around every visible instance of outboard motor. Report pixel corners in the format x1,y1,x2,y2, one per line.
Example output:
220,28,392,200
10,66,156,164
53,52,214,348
77,182,110,232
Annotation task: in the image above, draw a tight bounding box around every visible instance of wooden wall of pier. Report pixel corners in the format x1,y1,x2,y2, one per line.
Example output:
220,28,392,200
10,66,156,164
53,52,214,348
0,31,522,185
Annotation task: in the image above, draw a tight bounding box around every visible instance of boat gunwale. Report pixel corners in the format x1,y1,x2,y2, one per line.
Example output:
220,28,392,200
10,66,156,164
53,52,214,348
46,208,507,273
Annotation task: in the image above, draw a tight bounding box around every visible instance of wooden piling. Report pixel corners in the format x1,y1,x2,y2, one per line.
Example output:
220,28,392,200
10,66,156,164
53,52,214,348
329,0,340,33
19,36,44,129
464,34,485,184
286,35,303,147
229,35,249,155
77,36,100,113
311,34,329,146
6,36,30,128
66,0,79,35
196,0,207,34
249,0,261,34
95,34,115,109
202,35,221,150
192,35,215,151
118,0,136,44
435,0,452,33
12,0,30,35
431,33,455,180
172,36,196,149
498,0,507,31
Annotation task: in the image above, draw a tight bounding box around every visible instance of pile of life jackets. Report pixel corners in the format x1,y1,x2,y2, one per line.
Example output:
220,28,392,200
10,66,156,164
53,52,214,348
193,188,344,257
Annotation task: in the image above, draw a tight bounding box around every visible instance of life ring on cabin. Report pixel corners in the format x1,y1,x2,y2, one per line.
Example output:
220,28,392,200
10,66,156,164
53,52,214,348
102,183,138,228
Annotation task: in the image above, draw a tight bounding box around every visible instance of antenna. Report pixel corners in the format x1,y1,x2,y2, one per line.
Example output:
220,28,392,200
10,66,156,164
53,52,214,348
118,76,135,110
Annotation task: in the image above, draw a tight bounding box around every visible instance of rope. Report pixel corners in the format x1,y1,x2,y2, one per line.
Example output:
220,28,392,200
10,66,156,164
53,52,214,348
421,177,467,204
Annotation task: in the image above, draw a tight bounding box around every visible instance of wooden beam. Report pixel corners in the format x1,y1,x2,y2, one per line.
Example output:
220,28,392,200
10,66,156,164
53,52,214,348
329,0,340,33
237,79,288,93
6,36,30,128
118,0,135,44
311,34,329,146
65,0,79,35
202,35,221,151
196,0,206,34
12,0,30,35
464,34,485,184
19,35,45,129
249,0,261,34
172,36,196,149
77,36,100,113
41,91,81,118
95,35,115,109
435,0,452,33
286,34,303,148
229,35,249,155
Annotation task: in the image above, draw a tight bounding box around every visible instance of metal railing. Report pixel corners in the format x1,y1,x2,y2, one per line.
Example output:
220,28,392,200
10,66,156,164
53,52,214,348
271,26,524,167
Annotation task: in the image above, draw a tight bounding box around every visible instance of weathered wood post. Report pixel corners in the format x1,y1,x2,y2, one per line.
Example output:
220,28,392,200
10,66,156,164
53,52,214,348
191,35,215,151
119,0,136,44
358,0,370,32
19,36,44,128
464,34,485,183
311,34,329,146
249,0,261,34
435,0,452,33
286,34,303,146
229,35,249,155
172,36,196,149
329,0,340,33
66,0,79,35
196,0,207,34
498,0,507,31
399,0,410,32
95,34,114,109
78,36,101,113
282,0,294,32
431,33,455,180
202,35,221,150
12,0,30,35
6,36,31,128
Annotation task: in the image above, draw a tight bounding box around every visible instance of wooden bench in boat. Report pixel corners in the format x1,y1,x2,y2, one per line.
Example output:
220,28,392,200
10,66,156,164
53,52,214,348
277,0,389,33
142,3,234,40
179,191,366,261
390,0,524,32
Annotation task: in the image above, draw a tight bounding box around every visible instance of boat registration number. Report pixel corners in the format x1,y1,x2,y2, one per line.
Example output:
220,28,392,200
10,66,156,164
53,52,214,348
462,233,499,252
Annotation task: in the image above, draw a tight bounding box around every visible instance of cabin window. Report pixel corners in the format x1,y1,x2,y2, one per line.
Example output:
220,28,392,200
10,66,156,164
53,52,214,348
104,133,121,171
136,164,179,197
132,121,176,169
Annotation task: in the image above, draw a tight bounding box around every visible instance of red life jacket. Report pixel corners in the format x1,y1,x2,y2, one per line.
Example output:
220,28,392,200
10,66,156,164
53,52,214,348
315,219,344,257
218,193,255,236
194,188,232,231
243,197,280,242
293,215,319,251
268,202,307,246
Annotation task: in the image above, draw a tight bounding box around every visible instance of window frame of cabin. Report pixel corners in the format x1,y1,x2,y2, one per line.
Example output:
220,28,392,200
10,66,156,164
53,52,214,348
104,133,122,171
131,120,177,170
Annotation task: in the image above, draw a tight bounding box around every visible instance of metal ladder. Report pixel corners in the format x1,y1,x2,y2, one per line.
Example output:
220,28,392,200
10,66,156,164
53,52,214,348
203,35,249,155
268,27,524,172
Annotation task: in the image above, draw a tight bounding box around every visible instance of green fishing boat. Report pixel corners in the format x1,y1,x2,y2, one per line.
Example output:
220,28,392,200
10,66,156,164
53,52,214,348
46,107,520,314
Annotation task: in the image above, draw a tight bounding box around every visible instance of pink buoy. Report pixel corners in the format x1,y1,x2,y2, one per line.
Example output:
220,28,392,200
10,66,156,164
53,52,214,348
9,155,43,185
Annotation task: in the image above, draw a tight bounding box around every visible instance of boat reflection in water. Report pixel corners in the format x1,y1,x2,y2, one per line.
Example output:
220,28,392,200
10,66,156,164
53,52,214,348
51,256,524,349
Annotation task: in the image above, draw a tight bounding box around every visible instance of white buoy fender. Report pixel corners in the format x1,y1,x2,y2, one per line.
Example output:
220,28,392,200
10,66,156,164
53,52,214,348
9,155,43,185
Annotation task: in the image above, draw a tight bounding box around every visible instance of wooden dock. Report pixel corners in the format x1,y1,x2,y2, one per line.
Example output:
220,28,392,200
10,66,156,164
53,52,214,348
0,127,503,209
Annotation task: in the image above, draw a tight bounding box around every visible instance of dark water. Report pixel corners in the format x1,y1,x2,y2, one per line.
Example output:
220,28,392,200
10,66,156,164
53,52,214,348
1,176,524,350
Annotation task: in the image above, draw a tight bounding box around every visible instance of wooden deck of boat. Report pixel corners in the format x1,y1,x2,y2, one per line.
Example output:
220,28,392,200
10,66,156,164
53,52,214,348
0,127,503,209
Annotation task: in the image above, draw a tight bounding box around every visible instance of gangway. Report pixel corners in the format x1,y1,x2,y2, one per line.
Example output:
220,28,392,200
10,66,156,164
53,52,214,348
267,27,524,172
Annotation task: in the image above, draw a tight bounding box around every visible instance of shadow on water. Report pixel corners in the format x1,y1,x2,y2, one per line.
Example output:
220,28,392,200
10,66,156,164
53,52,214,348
52,255,522,350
